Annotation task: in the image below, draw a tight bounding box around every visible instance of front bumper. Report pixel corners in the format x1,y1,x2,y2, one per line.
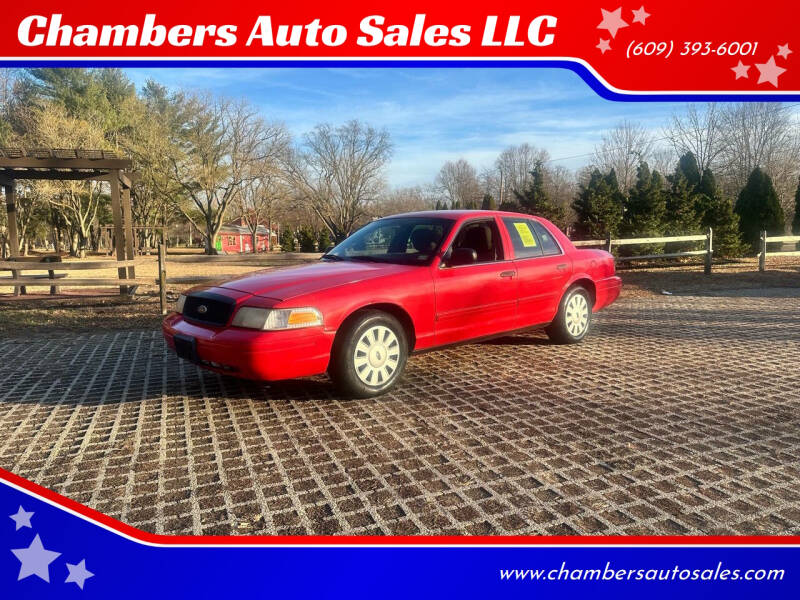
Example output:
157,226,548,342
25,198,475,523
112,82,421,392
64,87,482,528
162,313,335,381
594,275,622,311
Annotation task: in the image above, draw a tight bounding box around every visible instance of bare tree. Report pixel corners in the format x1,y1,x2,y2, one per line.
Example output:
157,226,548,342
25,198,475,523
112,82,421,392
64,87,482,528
0,69,16,105
28,103,109,256
543,164,576,221
168,96,289,254
593,120,655,191
665,104,722,174
494,143,550,202
649,146,678,176
435,159,482,208
0,69,18,144
120,81,193,250
284,120,392,242
374,186,430,217
478,166,500,202
11,184,51,255
0,70,22,254
235,169,289,253
717,102,800,219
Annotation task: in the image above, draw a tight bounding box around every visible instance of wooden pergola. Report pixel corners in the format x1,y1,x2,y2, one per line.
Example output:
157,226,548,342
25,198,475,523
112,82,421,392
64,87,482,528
0,148,137,295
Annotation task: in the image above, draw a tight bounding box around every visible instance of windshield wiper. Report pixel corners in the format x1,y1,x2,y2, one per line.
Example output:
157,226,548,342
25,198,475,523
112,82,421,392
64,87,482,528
320,254,345,261
347,256,381,262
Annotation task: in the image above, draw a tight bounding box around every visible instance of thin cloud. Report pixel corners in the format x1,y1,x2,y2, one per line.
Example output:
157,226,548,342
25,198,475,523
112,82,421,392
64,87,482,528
124,67,686,186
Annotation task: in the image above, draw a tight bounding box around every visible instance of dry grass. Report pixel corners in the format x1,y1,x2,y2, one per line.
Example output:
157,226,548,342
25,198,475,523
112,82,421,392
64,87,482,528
0,251,308,334
619,257,800,298
1,249,279,293
1,253,798,335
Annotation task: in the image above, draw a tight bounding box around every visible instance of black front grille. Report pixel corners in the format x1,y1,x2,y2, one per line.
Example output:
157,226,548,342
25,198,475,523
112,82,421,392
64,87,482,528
183,292,235,326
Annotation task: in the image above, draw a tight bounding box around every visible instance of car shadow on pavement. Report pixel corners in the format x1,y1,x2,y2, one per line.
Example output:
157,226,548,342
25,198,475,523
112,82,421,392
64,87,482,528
480,334,551,346
239,376,341,401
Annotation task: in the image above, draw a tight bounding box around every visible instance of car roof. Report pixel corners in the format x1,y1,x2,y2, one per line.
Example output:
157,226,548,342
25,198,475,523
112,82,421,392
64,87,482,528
383,210,544,221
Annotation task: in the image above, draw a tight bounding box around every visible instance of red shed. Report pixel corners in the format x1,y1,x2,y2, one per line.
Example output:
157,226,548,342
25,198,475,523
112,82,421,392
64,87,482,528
215,222,276,254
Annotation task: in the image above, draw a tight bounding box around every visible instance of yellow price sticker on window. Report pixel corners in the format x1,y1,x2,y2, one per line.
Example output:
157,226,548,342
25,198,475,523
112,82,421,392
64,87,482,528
513,222,537,248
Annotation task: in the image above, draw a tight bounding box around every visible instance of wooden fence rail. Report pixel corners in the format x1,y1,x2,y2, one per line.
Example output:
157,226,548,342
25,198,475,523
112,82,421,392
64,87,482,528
0,260,136,270
0,258,142,295
0,278,150,287
156,245,322,314
571,229,713,273
759,232,800,271
163,253,322,264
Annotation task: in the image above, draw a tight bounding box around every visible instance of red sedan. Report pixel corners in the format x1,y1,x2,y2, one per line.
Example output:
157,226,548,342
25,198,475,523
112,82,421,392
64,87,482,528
163,211,621,397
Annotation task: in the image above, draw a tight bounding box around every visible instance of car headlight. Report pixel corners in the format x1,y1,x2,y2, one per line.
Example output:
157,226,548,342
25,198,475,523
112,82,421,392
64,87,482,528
176,294,187,314
231,307,323,330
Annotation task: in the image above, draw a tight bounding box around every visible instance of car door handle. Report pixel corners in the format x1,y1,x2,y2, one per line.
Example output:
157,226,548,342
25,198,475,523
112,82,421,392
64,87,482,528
556,263,568,271
499,270,516,278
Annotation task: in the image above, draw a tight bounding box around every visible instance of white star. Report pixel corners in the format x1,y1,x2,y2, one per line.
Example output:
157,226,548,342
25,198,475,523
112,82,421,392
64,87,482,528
10,534,61,582
9,505,34,530
597,38,612,53
755,55,786,87
632,6,651,25
777,43,792,59
597,7,629,38
65,559,95,590
731,61,750,79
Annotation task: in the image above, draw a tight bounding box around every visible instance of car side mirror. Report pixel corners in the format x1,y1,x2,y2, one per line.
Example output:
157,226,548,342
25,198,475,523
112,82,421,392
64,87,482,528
449,247,478,267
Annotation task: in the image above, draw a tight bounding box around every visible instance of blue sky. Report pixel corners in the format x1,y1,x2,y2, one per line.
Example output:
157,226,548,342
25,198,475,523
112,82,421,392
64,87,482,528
125,67,681,187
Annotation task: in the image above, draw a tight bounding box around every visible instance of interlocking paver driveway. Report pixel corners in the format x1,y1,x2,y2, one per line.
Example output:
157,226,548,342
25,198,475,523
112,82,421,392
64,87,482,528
1,293,799,536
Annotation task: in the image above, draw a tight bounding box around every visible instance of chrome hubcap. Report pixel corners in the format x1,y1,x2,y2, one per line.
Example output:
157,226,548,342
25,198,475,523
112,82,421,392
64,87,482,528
354,326,400,386
565,293,589,337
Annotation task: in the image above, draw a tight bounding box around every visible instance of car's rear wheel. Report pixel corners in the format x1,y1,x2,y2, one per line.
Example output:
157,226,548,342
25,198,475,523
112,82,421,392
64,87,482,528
329,310,408,398
546,286,592,344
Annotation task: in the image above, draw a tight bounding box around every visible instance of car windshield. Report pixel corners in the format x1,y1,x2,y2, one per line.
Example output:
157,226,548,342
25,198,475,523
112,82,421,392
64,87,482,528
324,217,454,265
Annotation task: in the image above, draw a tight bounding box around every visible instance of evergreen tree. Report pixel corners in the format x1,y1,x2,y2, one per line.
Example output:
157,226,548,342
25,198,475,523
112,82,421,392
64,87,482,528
280,228,296,252
694,167,717,225
696,168,745,258
318,228,332,251
481,193,497,210
571,168,624,240
498,201,518,212
674,152,702,192
664,173,701,235
792,176,800,236
297,226,316,252
622,162,666,236
735,167,785,249
513,161,565,227
621,163,666,255
434,200,445,210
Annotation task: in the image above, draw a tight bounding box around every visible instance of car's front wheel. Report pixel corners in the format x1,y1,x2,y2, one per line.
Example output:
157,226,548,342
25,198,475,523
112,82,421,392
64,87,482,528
545,286,593,344
329,310,408,398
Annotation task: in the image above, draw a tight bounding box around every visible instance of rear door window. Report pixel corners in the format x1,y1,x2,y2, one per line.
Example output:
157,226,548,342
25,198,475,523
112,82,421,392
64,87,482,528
502,218,543,259
530,221,563,256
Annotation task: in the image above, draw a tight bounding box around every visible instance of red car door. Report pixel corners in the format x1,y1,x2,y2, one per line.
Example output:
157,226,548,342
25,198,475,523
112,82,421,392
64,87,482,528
433,218,518,346
500,217,573,327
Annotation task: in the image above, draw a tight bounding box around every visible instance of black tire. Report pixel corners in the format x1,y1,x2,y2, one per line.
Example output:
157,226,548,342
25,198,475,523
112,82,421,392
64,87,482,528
545,286,593,344
329,310,408,398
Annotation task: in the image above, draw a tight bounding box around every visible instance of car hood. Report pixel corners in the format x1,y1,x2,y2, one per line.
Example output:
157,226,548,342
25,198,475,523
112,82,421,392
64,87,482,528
218,260,418,301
